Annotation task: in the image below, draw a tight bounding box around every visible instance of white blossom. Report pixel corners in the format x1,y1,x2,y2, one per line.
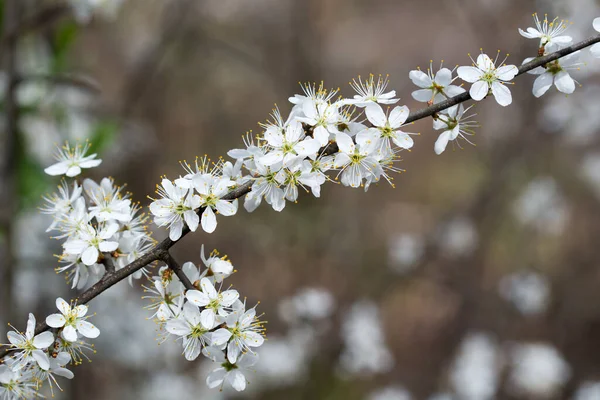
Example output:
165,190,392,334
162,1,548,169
149,179,201,241
5,314,54,371
433,104,477,155
204,347,258,392
185,278,239,328
165,302,213,361
518,13,572,52
44,142,102,177
62,222,119,266
46,298,100,342
457,53,518,106
524,51,581,97
409,62,465,104
349,74,399,106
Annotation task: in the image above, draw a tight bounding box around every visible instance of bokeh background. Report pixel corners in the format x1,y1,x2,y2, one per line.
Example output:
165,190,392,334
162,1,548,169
2,0,600,399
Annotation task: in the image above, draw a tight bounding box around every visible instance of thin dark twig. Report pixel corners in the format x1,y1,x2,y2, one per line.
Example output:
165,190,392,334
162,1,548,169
160,252,195,290
0,34,598,359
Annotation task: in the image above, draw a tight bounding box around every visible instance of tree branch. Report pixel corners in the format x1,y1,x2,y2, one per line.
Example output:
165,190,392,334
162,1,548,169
1,33,598,359
160,251,195,290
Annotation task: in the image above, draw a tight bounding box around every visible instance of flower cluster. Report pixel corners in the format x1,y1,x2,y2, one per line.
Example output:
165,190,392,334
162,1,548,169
41,143,154,289
143,246,265,392
1,299,100,398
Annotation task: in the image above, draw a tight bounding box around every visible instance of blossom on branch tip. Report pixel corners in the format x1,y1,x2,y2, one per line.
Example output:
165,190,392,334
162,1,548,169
46,298,100,342
349,74,399,106
518,13,572,53
62,222,119,266
457,52,518,106
44,142,102,177
409,62,465,104
524,51,582,97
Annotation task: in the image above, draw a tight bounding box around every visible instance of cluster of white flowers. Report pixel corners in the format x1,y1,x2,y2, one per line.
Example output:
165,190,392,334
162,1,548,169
41,142,154,289
3,10,600,398
1,299,101,398
143,246,265,392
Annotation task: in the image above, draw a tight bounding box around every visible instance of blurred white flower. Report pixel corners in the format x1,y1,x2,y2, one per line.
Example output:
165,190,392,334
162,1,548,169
438,217,478,257
388,233,424,273
498,271,550,316
574,381,600,400
339,300,394,376
278,287,336,324
580,153,600,198
508,343,571,397
514,177,569,235
369,386,412,400
450,333,499,400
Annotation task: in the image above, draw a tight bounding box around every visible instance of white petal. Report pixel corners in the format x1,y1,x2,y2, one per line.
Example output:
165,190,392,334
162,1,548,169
32,350,50,371
434,68,452,86
56,298,70,315
518,28,539,39
591,43,600,58
65,166,82,177
33,331,54,349
411,89,433,102
469,80,489,101
457,66,484,83
408,70,432,88
365,103,387,127
243,331,264,347
391,132,414,150
98,240,118,252
388,106,409,128
166,319,190,336
206,368,226,389
200,309,216,329
76,321,100,338
313,126,329,146
201,207,217,233
215,200,237,216
79,158,101,168
44,162,68,176
81,246,99,266
335,132,355,155
169,220,184,241
229,370,247,391
594,17,600,32
476,54,494,70
554,70,575,94
200,278,218,298
496,65,518,81
532,73,553,97
491,81,512,106
434,131,451,155
183,210,199,232
186,290,210,307
211,328,232,346
46,313,66,328
62,325,78,342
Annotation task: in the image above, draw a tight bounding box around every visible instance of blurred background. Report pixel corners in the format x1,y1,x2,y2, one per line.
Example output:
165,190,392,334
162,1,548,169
1,0,600,399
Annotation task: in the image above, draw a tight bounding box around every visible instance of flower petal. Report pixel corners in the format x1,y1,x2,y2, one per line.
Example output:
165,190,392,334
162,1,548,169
62,325,78,342
491,81,512,106
469,80,489,101
201,207,217,233
554,70,575,94
434,131,451,155
46,313,66,328
365,103,387,127
458,66,484,83
76,321,100,338
532,73,553,98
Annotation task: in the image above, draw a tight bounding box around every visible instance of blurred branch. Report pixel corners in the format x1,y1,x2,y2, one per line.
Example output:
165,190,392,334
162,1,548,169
15,73,102,94
0,3,70,46
1,33,598,360
0,0,20,334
